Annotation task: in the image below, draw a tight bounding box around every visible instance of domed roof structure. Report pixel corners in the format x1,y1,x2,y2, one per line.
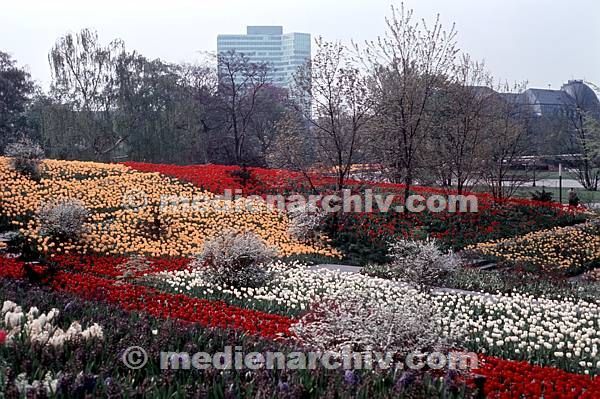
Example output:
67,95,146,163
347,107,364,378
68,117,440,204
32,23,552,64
560,80,600,115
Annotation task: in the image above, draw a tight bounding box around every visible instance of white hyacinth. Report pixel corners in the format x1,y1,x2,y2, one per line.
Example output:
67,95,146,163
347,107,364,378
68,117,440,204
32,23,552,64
1,300,103,348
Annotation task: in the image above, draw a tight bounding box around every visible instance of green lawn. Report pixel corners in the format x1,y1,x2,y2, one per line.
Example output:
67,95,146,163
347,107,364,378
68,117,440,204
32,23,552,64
466,169,599,205
513,186,600,205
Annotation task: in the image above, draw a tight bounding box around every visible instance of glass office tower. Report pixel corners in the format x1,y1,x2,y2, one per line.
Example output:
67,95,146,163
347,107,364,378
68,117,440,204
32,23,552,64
217,26,311,89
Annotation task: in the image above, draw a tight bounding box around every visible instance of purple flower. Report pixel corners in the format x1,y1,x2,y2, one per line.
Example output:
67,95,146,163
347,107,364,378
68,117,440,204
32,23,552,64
344,370,359,386
444,369,459,384
396,371,415,390
277,380,290,392
63,300,75,312
444,369,460,393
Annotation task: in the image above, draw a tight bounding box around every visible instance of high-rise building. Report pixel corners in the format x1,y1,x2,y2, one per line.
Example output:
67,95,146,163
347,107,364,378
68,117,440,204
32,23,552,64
217,26,311,89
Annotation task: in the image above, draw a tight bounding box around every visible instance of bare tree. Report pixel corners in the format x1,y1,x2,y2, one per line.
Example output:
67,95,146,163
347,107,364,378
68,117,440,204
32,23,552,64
564,85,600,191
293,38,376,191
586,115,600,189
248,85,288,165
216,50,270,166
360,4,459,201
173,62,219,163
428,55,496,193
566,114,599,191
267,110,318,191
480,83,531,199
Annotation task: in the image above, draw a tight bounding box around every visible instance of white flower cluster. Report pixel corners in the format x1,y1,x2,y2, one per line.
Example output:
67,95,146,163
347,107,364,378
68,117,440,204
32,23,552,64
14,372,59,396
152,260,417,312
2,300,103,348
154,261,600,372
434,292,600,373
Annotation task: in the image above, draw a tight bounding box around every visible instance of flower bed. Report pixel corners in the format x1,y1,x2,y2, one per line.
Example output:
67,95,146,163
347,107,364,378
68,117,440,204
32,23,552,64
467,223,600,274
123,162,336,194
1,157,597,397
50,254,190,279
124,161,584,263
1,278,477,398
5,254,600,374
479,355,600,398
0,257,293,339
0,158,338,258
152,261,600,374
436,291,600,374
440,267,600,303
2,299,103,348
2,266,600,397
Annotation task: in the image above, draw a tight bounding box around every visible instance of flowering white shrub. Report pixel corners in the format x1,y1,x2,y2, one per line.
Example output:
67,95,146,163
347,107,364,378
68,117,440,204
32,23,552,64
385,238,460,291
193,230,275,288
291,295,446,356
37,198,89,240
4,137,45,177
1,300,103,348
287,204,325,241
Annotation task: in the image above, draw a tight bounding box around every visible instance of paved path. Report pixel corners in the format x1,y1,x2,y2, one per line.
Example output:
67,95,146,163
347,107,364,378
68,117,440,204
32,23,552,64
523,178,584,189
309,264,363,273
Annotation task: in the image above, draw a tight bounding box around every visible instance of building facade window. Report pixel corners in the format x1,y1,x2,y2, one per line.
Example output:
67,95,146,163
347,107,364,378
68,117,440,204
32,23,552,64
217,26,311,90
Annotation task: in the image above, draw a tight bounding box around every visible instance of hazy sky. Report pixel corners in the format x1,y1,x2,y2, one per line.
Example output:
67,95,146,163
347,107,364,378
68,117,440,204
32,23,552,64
1,0,599,90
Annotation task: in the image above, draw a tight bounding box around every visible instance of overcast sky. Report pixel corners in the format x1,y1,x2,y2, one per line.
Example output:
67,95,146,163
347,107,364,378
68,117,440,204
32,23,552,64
1,0,599,90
